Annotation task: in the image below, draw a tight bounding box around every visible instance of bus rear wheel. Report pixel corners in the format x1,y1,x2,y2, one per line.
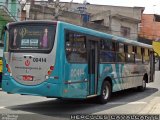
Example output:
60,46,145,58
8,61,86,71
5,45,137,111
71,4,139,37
98,81,111,104
137,77,146,92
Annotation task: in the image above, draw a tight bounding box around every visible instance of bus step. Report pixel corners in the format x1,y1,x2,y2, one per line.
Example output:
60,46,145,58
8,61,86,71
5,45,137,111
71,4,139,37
87,94,98,98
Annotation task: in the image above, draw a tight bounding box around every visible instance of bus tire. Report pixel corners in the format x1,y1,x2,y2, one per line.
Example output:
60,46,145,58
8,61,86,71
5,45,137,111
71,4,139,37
137,77,146,92
98,81,111,104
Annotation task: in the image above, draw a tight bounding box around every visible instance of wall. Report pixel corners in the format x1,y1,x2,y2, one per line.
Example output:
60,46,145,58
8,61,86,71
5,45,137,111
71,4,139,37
63,3,143,40
29,2,144,40
29,4,110,33
62,3,143,21
139,14,160,41
8,0,21,21
111,17,138,40
0,0,21,42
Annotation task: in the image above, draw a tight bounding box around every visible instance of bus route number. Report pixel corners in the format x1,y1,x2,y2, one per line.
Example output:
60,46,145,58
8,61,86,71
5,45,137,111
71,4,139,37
71,69,85,78
33,58,46,63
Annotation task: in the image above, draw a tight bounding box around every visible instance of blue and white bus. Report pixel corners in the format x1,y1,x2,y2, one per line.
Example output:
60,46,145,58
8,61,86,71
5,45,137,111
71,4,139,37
2,20,155,104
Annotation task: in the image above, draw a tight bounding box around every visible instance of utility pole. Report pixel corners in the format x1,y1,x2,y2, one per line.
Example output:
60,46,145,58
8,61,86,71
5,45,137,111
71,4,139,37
54,0,59,20
41,0,46,19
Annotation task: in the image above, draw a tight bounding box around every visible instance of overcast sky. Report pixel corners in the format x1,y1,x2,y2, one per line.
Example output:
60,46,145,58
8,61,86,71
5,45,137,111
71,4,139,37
60,0,160,14
22,0,160,14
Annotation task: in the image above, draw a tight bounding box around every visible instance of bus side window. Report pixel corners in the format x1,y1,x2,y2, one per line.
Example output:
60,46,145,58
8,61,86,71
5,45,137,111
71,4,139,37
135,46,142,63
143,48,150,64
116,42,125,62
65,31,87,63
126,45,134,63
100,39,116,63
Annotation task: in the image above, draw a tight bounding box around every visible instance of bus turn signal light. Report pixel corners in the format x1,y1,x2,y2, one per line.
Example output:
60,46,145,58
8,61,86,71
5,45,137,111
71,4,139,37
48,70,52,75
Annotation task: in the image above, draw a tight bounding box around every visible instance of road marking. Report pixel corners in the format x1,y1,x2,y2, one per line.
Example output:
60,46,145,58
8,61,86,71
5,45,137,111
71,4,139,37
108,101,147,105
0,106,6,109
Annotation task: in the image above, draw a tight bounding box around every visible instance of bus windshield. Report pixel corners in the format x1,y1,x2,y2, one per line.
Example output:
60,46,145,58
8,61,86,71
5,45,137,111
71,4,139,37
9,23,56,52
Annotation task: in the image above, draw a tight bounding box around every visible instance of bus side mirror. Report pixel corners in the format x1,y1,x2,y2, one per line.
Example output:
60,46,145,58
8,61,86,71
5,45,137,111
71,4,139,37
155,58,159,64
154,52,159,64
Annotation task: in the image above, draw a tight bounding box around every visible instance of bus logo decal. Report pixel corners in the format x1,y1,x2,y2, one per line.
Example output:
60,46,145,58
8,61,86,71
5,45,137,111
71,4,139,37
25,60,30,66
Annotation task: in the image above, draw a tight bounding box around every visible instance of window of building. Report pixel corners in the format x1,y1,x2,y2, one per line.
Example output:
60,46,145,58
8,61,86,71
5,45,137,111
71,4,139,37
5,0,8,8
121,26,131,38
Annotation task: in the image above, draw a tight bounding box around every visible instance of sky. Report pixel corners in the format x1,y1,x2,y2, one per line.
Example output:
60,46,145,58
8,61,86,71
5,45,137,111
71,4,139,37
21,0,160,14
60,0,160,14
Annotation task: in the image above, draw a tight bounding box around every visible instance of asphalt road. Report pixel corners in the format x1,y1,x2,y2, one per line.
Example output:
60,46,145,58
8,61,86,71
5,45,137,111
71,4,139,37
0,72,160,120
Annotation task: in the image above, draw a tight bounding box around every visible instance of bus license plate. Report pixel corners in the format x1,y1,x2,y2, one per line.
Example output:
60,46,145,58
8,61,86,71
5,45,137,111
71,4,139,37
23,75,33,81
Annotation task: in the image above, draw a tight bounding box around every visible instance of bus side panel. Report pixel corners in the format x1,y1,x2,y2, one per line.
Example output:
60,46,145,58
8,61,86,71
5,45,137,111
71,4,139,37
59,23,88,99
98,64,123,93
62,64,88,98
98,63,146,94
99,64,129,93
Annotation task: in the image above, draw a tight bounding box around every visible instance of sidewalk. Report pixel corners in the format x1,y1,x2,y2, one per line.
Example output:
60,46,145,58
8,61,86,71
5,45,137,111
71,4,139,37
139,97,160,114
139,71,160,114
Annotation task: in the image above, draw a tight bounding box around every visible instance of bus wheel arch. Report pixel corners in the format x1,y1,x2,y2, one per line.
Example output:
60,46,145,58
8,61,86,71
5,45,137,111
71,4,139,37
137,73,148,92
98,77,112,104
144,73,148,83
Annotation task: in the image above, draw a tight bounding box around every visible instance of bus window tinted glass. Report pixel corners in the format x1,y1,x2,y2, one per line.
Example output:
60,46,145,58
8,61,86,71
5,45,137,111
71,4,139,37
66,31,87,63
100,51,116,62
9,24,55,51
135,47,142,63
101,40,115,51
144,48,150,64
100,39,116,63
126,45,134,63
117,43,125,62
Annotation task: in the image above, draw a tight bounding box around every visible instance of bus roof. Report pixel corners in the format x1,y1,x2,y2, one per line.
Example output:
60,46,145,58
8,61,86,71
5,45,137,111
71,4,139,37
7,20,152,49
7,20,57,27
58,21,153,50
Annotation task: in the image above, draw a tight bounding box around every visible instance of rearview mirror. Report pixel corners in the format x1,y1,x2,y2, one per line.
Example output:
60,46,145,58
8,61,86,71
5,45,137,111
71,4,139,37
154,52,159,64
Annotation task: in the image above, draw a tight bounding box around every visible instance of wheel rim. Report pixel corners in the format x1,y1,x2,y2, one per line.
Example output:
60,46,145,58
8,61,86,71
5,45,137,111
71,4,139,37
103,85,109,99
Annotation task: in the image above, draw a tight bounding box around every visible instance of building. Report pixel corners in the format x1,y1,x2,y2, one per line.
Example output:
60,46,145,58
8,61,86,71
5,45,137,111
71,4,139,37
0,0,21,43
23,1,144,40
139,14,160,42
138,14,160,71
64,2,144,40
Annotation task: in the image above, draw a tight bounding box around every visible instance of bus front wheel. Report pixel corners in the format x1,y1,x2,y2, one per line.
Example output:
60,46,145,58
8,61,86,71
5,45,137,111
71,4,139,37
98,81,111,104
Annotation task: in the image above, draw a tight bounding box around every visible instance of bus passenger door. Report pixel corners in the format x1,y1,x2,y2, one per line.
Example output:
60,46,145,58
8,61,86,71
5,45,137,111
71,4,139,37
87,40,99,96
150,51,155,82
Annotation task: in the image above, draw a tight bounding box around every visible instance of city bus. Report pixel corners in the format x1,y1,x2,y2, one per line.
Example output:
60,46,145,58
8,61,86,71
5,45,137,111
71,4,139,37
0,57,2,87
2,20,155,104
0,45,3,87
